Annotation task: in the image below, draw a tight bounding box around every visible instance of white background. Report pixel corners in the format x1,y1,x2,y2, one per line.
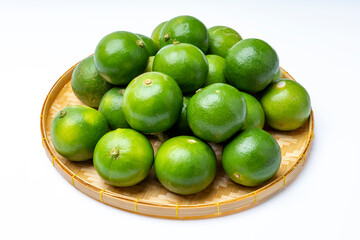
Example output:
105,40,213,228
1,0,359,239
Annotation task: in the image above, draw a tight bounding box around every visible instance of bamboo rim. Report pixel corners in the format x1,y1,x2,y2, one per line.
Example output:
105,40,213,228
40,61,314,219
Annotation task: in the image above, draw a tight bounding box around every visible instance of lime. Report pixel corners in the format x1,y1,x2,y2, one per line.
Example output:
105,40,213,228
187,83,247,143
155,136,217,195
159,15,209,53
239,91,265,130
136,33,159,56
260,79,311,131
71,56,112,108
93,128,154,187
98,88,130,130
273,67,281,82
208,26,242,58
166,95,193,136
122,72,183,133
153,43,208,93
222,128,281,187
203,55,226,87
225,38,279,93
145,56,154,72
94,31,149,85
51,105,108,161
151,21,167,48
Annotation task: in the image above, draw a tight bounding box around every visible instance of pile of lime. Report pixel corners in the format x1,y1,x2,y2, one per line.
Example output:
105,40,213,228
51,15,311,195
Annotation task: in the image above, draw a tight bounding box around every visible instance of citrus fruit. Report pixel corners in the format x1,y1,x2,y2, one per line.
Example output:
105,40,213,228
71,55,112,108
136,33,159,56
239,91,265,130
94,31,149,85
51,105,108,161
151,21,167,48
187,83,247,143
122,72,183,133
159,15,209,53
93,128,154,187
98,88,130,130
155,136,217,195
260,79,311,131
222,128,281,187
273,67,281,81
153,43,208,92
145,56,154,72
203,55,226,87
225,38,279,93
208,26,242,58
166,95,193,136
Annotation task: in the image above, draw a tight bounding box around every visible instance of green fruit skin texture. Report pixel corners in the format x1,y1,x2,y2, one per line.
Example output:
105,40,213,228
222,128,281,187
51,105,109,161
151,21,167,48
187,83,247,143
94,31,149,85
71,56,112,108
208,26,243,58
239,91,265,130
153,43,209,93
204,55,226,87
166,95,193,136
93,129,154,187
225,38,279,93
159,15,209,53
98,88,130,130
122,72,183,133
136,34,159,56
145,56,154,72
260,79,311,131
155,136,217,195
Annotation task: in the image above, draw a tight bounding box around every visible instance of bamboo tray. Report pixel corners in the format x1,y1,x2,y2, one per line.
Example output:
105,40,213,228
40,61,314,219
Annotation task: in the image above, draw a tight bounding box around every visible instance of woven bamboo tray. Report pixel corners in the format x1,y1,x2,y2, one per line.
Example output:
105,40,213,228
40,61,314,219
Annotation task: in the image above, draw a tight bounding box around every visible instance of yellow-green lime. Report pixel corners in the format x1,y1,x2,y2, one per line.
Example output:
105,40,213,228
187,83,247,143
225,38,279,93
51,105,108,161
155,136,217,195
159,15,209,53
222,128,281,187
94,31,149,85
136,33,159,56
208,26,242,58
71,56,112,108
151,21,167,48
98,88,130,130
153,43,208,93
203,55,226,87
122,72,183,133
260,79,311,131
145,56,154,72
93,128,154,187
239,91,265,130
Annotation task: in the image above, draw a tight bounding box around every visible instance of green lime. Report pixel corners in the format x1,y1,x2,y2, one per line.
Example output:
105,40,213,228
93,128,154,187
151,21,167,48
51,105,108,161
208,26,242,58
166,95,193,136
98,88,130,130
122,72,183,133
155,136,217,195
153,43,208,93
225,38,279,93
222,128,281,187
239,91,265,130
71,56,112,108
136,33,159,56
203,55,226,87
273,67,281,82
260,79,311,131
159,15,209,53
187,83,246,143
145,56,154,72
94,31,149,85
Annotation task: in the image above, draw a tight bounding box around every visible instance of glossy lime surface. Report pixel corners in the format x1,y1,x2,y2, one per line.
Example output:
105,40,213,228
239,91,265,130
208,26,242,58
136,33,159,56
151,21,167,48
204,55,226,87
